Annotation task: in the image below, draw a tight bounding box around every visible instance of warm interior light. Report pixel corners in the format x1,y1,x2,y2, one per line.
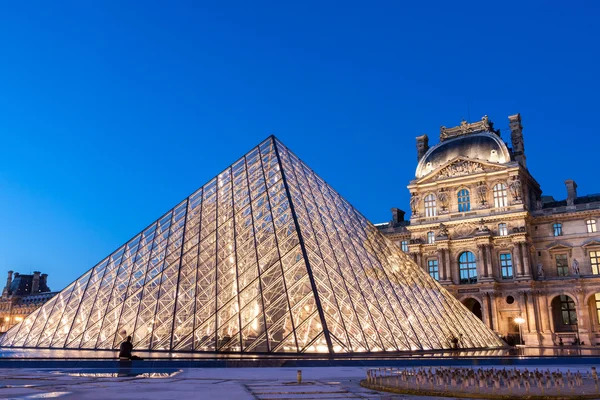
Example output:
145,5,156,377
15,317,23,322
514,317,526,325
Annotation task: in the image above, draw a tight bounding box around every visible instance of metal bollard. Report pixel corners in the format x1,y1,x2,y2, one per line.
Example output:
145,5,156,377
297,370,302,384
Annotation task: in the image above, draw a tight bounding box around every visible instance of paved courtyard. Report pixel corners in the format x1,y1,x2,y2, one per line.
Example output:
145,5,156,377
1,365,599,399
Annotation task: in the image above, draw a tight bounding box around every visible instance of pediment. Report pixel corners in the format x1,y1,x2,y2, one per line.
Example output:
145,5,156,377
417,157,507,183
547,242,572,252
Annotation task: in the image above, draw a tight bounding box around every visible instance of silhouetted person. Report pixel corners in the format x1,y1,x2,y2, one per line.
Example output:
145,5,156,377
119,336,142,360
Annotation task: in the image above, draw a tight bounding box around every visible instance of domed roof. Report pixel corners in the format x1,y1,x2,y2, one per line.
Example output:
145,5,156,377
415,132,511,178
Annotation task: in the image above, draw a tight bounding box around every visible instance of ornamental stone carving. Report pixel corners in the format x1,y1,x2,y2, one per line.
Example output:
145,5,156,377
437,189,449,211
508,176,523,202
476,182,488,206
410,193,420,215
436,160,485,180
438,223,449,238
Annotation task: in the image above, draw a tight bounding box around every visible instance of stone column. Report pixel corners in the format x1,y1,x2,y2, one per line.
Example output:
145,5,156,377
485,245,495,279
521,243,531,277
445,249,454,284
576,289,591,345
482,294,491,329
477,245,486,280
489,293,499,332
513,244,523,277
525,292,538,334
518,292,529,331
437,249,446,281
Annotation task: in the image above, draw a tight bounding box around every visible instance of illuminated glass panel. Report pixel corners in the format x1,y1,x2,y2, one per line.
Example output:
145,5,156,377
424,194,437,217
0,137,503,353
591,251,600,275
587,220,597,233
493,183,508,208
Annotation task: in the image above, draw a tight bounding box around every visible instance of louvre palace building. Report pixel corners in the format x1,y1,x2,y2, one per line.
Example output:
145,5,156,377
378,114,600,347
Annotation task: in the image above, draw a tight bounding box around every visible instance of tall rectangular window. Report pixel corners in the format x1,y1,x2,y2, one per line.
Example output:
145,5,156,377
553,223,563,236
427,231,435,244
457,189,470,212
424,194,437,217
428,259,439,280
591,251,600,275
556,254,569,276
587,219,597,233
493,183,508,208
498,223,508,236
500,253,513,279
401,240,409,252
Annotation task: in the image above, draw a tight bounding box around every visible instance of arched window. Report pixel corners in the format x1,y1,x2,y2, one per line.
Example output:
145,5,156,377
424,194,437,217
493,183,508,208
459,251,477,284
427,231,435,244
457,189,470,212
559,295,577,325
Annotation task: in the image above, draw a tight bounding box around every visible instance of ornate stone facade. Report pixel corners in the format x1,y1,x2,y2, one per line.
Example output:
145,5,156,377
0,271,57,333
378,114,600,346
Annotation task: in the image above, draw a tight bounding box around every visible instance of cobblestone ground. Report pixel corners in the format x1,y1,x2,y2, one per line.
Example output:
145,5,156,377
2,366,595,399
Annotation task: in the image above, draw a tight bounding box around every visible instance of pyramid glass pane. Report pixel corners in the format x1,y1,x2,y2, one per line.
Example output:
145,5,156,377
0,137,503,354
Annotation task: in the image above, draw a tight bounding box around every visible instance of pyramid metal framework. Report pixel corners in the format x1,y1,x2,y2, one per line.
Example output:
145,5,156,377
0,137,503,354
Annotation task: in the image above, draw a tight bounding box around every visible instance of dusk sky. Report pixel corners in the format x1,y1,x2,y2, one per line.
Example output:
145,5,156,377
1,1,599,290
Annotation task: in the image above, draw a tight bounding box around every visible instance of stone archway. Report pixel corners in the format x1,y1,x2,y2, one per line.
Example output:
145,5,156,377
462,298,483,321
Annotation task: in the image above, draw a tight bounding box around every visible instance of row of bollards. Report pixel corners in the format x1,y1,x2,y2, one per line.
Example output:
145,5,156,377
365,366,600,397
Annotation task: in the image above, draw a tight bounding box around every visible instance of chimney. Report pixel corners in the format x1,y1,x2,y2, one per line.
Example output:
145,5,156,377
390,208,406,226
416,135,429,161
32,271,40,294
509,113,526,168
41,274,49,292
3,270,13,296
565,180,578,206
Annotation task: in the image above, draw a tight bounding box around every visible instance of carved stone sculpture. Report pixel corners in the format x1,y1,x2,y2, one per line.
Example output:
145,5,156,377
438,223,449,238
410,193,420,215
436,160,485,180
572,258,580,275
537,263,544,278
437,190,449,211
478,219,490,232
476,183,488,206
508,176,522,202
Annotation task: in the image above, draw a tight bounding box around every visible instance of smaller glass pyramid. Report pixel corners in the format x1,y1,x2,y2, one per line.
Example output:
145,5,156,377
0,137,503,353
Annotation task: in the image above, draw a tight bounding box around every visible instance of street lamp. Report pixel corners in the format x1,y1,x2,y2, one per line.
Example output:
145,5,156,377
514,316,526,346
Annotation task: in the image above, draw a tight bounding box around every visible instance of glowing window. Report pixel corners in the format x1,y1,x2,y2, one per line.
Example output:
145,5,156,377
591,251,600,275
493,183,508,208
424,194,437,217
587,219,597,233
427,231,435,244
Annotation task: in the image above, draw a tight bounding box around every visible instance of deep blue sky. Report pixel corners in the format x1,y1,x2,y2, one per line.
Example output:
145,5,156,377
1,1,598,290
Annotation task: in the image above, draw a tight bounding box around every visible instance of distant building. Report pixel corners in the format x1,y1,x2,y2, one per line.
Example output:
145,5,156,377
0,271,57,333
378,114,600,346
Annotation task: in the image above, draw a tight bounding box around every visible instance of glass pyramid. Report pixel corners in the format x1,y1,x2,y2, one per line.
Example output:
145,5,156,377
0,137,502,354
